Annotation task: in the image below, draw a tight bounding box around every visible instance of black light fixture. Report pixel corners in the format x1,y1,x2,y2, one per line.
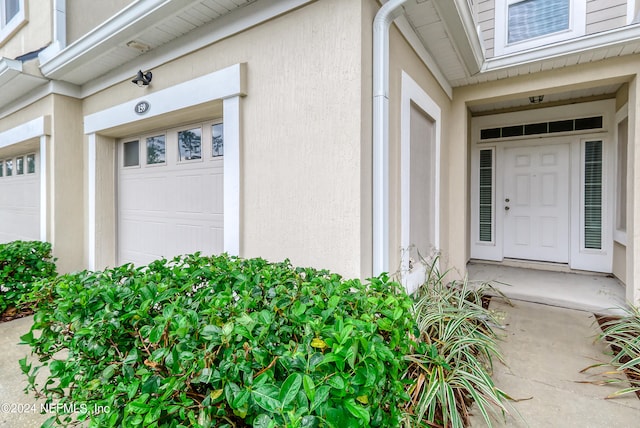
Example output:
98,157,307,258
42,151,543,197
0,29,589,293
528,95,544,104
132,70,152,86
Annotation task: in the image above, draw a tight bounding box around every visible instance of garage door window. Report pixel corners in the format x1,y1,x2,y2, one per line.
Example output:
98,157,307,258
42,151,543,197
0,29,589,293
123,141,140,167
178,128,202,161
5,159,12,176
146,135,166,165
16,156,23,175
212,124,223,157
27,154,35,174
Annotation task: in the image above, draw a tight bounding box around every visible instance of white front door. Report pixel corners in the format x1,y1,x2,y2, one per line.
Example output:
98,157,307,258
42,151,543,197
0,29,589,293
503,143,570,263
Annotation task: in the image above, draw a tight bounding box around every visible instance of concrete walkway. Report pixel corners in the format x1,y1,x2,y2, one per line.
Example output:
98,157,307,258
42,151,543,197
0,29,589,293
0,315,50,427
470,299,640,427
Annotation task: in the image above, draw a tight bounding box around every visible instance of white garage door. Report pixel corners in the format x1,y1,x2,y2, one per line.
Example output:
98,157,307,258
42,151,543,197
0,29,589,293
0,152,40,243
118,121,224,266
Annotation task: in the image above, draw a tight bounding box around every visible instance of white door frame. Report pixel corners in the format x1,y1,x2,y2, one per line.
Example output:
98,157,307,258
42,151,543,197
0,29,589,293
470,100,615,273
400,71,441,294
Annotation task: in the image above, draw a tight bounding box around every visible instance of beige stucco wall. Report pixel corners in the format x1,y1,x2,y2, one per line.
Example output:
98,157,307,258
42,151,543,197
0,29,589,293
386,22,453,274
0,0,52,59
51,95,84,273
84,0,366,278
66,0,134,45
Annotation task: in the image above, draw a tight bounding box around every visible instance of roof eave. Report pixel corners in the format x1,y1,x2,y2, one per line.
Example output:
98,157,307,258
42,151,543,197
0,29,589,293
38,0,186,81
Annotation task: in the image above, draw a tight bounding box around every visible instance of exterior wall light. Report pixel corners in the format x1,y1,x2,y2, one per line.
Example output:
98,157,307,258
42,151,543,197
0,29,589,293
132,70,152,86
529,95,544,104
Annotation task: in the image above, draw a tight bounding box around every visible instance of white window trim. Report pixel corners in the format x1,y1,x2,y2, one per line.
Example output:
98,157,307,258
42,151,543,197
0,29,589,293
400,71,441,294
494,0,587,56
614,103,628,245
0,0,26,46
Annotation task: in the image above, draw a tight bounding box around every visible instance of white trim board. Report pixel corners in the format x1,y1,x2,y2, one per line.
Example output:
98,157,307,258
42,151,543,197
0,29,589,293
400,70,441,293
84,63,246,134
84,64,245,262
0,116,51,149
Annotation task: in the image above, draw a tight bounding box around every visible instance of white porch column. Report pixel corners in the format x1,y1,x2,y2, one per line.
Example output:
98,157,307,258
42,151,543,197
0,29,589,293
87,133,97,270
223,96,241,256
627,76,640,305
39,135,49,242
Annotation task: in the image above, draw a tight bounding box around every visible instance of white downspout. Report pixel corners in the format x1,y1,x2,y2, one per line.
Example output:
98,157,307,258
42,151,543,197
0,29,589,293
53,0,67,49
373,0,410,276
38,0,66,64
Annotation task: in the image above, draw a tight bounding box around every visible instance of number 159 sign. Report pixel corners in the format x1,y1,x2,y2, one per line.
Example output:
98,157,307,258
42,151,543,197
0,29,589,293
135,101,150,115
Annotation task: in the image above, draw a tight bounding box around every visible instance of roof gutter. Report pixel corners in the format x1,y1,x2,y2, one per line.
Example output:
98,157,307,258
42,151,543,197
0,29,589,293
372,0,410,276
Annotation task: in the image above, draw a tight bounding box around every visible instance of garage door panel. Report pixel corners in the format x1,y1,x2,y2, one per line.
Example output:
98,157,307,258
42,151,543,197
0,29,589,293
0,151,40,243
119,218,168,264
120,175,170,212
118,122,224,266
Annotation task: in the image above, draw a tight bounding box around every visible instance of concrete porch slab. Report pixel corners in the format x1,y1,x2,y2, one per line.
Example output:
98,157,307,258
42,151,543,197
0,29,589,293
467,262,628,316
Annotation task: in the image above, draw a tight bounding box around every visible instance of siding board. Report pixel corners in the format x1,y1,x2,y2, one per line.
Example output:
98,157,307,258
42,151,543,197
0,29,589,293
586,1,626,34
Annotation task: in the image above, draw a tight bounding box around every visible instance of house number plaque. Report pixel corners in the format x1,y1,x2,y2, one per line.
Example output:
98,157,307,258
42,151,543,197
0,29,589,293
134,101,150,115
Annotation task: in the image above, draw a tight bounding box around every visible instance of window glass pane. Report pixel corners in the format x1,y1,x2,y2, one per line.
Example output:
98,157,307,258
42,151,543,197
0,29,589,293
178,128,202,161
5,0,19,22
617,119,628,232
479,149,493,242
0,160,3,177
26,154,35,173
584,141,602,249
508,0,569,44
212,124,224,157
16,156,23,175
5,159,12,176
123,140,139,167
146,135,166,164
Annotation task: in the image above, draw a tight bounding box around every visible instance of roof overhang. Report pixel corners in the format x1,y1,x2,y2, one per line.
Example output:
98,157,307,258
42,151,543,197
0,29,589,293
39,0,191,83
0,58,49,110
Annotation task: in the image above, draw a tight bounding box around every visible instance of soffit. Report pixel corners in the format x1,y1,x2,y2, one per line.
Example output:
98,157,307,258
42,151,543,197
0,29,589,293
40,0,257,86
0,58,49,110
401,0,640,90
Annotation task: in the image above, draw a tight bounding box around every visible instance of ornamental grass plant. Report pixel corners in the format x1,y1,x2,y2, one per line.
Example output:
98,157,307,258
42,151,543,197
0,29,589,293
401,260,511,428
583,305,640,399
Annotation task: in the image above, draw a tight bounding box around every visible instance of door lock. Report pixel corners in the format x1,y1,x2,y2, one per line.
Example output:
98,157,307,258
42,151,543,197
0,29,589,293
505,206,510,211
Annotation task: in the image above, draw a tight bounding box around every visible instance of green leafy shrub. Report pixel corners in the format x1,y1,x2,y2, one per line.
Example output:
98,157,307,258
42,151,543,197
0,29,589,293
21,253,417,427
401,262,510,427
0,240,57,315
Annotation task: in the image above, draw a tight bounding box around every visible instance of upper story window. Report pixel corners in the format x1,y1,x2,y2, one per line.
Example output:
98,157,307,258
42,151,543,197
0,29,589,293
0,0,25,45
495,0,586,55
